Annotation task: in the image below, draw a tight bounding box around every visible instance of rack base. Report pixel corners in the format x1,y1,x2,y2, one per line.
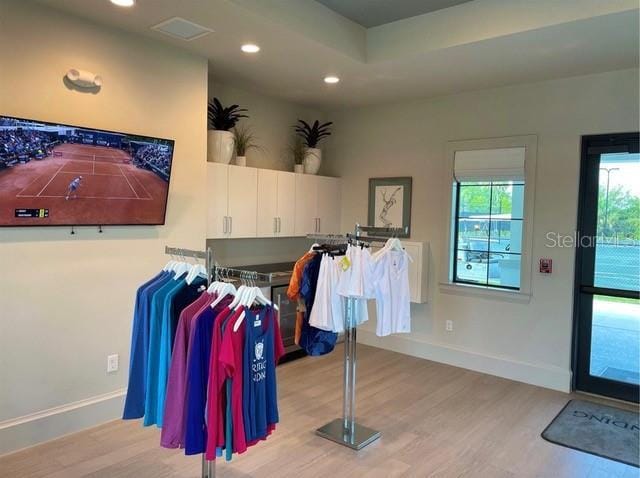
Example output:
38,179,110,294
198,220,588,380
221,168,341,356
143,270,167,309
316,419,380,450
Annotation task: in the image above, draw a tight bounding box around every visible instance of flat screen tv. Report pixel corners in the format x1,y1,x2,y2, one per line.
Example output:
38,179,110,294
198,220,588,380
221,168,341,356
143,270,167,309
0,115,174,226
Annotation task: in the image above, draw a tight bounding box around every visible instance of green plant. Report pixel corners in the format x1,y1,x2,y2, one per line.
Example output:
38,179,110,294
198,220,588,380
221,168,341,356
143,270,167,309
208,97,248,131
232,126,261,156
288,137,306,165
294,119,332,148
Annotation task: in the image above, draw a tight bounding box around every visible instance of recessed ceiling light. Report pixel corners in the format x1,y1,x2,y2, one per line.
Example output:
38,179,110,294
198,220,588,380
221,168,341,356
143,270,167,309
241,44,260,53
324,76,340,84
110,0,135,7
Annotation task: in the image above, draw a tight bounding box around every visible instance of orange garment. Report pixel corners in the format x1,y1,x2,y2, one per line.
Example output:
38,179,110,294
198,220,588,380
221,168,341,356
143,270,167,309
287,251,315,344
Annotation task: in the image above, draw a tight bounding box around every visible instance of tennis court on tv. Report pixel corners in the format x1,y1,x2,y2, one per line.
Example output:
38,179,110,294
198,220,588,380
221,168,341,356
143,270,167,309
0,143,170,226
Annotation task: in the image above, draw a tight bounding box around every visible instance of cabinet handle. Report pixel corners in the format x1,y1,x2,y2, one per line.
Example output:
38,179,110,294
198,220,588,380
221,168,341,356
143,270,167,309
317,217,321,232
274,217,278,234
223,216,227,234
278,217,281,233
229,216,232,234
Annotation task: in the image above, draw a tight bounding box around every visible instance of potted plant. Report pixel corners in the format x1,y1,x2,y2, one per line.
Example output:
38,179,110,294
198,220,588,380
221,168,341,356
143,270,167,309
207,97,248,164
293,119,332,174
288,137,306,173
232,125,261,166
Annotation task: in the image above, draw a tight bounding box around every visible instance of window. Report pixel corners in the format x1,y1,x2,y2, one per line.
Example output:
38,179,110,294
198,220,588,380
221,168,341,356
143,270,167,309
443,137,536,298
452,180,524,289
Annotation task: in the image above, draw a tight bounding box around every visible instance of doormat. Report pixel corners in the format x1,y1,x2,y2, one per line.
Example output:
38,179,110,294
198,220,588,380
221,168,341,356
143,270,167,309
541,399,639,467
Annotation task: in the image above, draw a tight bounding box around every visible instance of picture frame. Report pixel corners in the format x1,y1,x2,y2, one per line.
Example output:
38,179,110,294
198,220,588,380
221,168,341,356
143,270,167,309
368,177,412,238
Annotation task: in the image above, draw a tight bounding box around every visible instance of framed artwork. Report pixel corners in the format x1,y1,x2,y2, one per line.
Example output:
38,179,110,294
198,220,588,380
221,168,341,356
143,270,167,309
368,177,412,237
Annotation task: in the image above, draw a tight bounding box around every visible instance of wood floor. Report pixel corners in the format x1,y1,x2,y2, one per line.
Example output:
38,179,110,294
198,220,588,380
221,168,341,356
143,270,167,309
1,344,638,478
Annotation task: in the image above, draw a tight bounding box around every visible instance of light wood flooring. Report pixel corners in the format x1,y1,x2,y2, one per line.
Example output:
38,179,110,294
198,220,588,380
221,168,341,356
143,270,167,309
1,344,638,478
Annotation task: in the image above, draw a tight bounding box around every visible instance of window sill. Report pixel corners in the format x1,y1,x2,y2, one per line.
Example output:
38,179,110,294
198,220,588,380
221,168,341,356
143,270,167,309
439,281,532,303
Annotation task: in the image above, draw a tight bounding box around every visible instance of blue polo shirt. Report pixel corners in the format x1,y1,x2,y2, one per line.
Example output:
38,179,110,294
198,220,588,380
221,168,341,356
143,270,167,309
123,270,172,419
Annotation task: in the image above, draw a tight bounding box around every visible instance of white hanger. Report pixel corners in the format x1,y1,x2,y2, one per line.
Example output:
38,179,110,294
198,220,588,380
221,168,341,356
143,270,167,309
308,242,320,253
186,264,207,285
210,281,237,309
163,260,175,272
172,261,189,279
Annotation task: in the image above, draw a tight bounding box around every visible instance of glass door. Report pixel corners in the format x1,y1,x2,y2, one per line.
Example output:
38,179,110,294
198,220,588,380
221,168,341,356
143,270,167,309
574,133,640,402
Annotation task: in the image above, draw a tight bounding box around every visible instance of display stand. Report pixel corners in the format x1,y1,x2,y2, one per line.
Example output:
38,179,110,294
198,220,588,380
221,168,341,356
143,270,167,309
164,246,215,478
310,224,407,450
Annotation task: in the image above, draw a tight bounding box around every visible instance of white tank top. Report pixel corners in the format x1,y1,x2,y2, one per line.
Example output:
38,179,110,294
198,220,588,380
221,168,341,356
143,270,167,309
372,249,411,337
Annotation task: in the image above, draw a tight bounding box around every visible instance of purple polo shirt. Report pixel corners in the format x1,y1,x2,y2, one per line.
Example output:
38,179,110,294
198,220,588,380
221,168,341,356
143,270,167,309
160,291,214,448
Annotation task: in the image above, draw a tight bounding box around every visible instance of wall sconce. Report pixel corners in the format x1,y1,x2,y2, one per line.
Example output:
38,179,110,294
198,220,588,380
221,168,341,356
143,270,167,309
65,69,103,88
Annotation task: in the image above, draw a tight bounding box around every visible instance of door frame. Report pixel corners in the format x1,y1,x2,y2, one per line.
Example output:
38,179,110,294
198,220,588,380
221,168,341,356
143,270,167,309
572,132,640,402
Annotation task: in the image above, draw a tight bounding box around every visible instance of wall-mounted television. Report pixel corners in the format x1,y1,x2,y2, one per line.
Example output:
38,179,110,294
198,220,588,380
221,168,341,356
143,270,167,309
0,115,175,226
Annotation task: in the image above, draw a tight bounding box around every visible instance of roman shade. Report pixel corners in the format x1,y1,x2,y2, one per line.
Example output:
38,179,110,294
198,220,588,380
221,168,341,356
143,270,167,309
454,147,525,182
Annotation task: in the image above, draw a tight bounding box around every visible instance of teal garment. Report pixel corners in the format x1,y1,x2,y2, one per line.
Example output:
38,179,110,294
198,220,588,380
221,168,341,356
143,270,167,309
144,274,186,427
225,379,233,461
156,277,206,427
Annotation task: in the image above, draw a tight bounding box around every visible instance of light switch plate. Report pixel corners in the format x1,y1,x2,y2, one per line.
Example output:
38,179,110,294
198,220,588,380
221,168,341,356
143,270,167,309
107,354,119,373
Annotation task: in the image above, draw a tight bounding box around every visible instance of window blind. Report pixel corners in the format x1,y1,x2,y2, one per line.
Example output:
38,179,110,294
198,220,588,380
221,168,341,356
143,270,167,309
454,147,525,182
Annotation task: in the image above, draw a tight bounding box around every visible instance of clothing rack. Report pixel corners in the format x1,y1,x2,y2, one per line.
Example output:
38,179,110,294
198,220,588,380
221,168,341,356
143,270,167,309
310,223,406,450
212,265,274,284
164,246,215,478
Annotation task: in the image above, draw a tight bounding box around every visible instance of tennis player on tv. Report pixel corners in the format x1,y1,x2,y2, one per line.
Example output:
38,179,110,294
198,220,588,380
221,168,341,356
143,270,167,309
65,175,83,200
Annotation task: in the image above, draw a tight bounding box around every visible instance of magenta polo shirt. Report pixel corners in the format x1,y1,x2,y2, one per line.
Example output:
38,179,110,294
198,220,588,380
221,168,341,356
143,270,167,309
160,291,214,449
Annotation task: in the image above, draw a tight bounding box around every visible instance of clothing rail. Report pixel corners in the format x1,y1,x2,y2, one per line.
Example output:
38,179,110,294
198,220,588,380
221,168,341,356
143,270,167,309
313,224,405,450
212,265,274,284
164,246,215,478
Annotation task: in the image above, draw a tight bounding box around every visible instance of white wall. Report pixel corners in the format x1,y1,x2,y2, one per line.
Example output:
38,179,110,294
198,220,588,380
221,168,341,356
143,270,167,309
0,0,208,454
208,80,324,171
323,68,639,392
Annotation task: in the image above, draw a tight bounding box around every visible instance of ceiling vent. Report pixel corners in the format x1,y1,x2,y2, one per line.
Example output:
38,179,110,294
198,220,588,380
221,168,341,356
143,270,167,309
151,17,213,41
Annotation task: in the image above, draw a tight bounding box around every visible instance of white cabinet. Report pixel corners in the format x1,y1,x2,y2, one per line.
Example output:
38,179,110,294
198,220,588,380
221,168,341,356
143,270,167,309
206,163,257,238
316,176,341,234
208,164,340,239
294,174,341,235
404,241,429,303
294,174,318,235
207,162,229,238
257,169,296,237
227,165,257,238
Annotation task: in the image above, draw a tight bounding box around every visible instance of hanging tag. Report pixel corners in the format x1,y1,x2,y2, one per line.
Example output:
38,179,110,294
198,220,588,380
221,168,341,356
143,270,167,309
253,319,262,327
338,255,351,271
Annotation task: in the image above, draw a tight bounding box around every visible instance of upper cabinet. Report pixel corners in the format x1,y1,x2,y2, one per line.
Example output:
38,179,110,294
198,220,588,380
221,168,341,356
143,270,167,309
257,169,296,237
207,163,257,239
294,174,342,235
208,163,341,239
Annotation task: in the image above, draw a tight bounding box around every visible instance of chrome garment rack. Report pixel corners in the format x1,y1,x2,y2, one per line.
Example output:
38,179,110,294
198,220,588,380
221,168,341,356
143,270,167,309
212,265,274,284
309,224,407,450
164,246,215,478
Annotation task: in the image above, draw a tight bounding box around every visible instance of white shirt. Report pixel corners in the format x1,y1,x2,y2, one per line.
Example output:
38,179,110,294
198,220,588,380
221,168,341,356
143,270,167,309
372,248,411,337
309,254,345,333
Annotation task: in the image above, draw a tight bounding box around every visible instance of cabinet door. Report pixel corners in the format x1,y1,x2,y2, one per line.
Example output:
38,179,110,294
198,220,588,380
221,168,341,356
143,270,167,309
294,173,318,236
316,176,341,234
256,169,278,237
276,171,296,236
227,165,258,238
206,163,229,238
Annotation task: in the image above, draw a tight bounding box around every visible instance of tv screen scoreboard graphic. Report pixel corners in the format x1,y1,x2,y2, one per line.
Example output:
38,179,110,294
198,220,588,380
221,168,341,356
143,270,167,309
15,208,49,218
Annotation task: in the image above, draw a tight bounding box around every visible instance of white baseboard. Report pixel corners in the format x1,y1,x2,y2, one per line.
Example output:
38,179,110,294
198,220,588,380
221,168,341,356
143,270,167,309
358,328,571,393
0,389,126,456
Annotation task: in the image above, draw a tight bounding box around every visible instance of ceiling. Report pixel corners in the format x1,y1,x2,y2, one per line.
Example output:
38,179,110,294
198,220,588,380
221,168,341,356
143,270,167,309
35,0,640,110
314,0,473,28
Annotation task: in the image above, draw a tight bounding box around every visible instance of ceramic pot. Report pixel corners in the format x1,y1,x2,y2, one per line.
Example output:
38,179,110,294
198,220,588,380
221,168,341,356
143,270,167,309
235,155,247,167
303,147,321,174
207,130,234,164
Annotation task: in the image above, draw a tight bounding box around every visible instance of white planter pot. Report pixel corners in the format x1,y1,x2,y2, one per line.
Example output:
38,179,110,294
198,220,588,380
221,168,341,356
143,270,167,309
294,164,304,174
303,148,322,174
235,155,247,167
207,130,234,164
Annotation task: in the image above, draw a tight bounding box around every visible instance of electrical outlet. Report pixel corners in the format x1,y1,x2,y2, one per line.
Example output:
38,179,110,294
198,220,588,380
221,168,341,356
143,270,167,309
445,320,453,332
107,354,119,373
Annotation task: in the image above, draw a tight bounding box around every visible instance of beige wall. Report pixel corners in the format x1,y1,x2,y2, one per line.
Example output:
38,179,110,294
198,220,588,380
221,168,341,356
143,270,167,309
323,68,639,391
0,0,208,453
208,80,325,171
